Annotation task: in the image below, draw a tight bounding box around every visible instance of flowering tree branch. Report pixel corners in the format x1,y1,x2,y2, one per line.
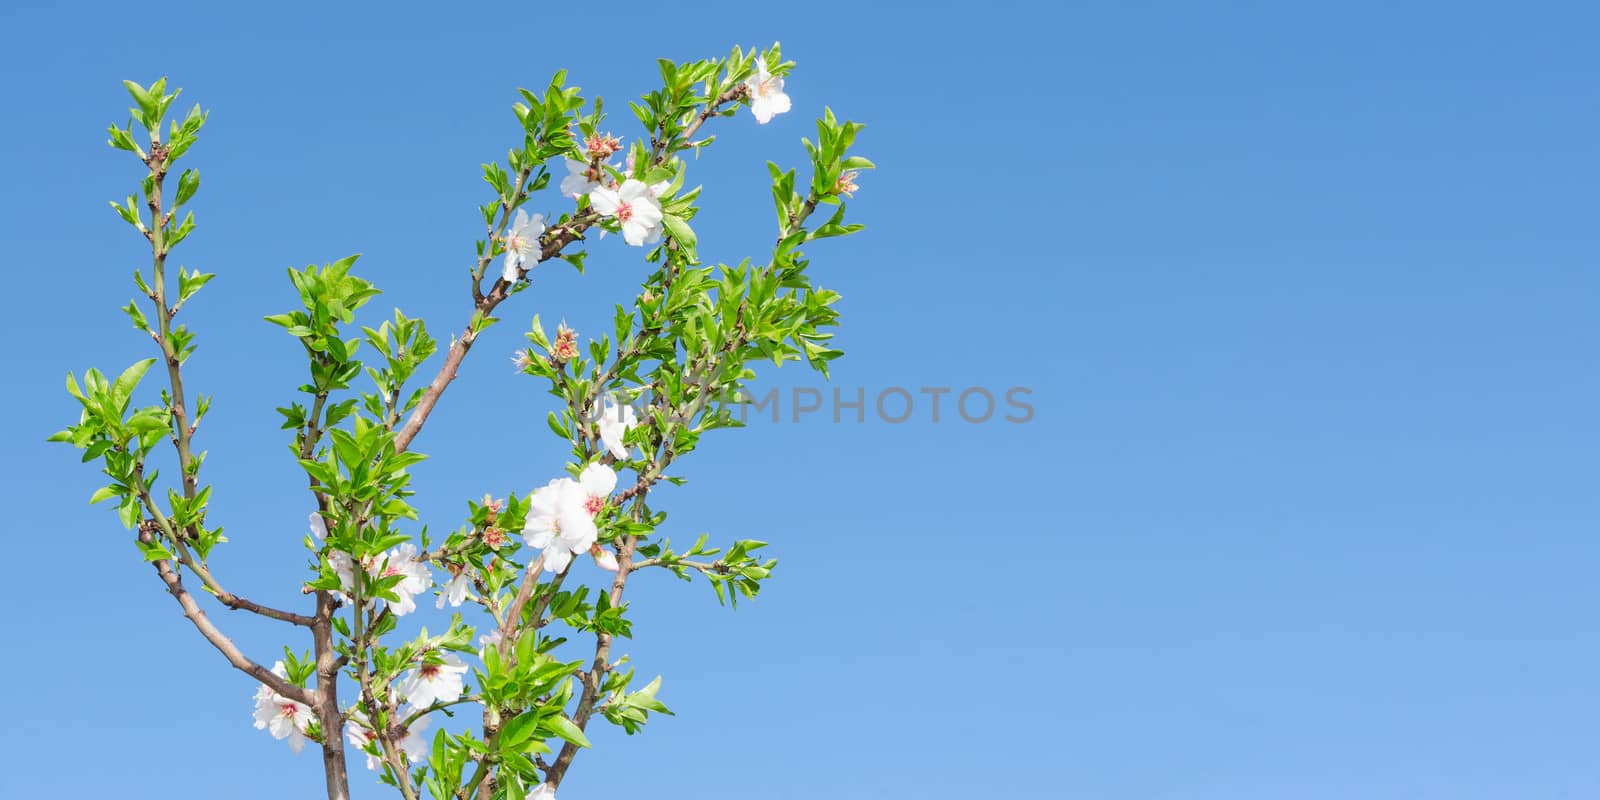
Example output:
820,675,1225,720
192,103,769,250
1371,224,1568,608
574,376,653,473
55,44,870,800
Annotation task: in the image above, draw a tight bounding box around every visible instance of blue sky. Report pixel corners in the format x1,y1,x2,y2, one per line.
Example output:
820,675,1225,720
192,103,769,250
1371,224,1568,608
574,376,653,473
3,1,1597,797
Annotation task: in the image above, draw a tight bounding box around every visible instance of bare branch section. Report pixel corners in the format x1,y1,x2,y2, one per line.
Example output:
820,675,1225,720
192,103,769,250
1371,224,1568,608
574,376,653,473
142,530,312,705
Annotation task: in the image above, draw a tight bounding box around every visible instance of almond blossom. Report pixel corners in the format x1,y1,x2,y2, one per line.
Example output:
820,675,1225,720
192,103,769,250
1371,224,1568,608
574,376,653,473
584,132,622,158
500,209,546,283
328,550,358,601
478,629,503,653
560,158,606,200
577,462,616,514
593,396,640,460
396,653,470,709
527,783,558,800
251,661,312,753
376,542,432,617
590,543,620,572
744,59,791,124
436,568,471,609
345,722,385,772
398,713,432,763
327,544,433,615
834,171,860,197
522,477,599,574
588,179,664,246
308,511,327,540
576,463,620,570
345,714,432,771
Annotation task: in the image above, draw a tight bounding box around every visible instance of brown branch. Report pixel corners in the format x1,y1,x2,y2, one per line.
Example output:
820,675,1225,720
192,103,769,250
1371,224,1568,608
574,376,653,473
312,590,351,800
495,555,546,658
142,529,311,706
544,536,636,787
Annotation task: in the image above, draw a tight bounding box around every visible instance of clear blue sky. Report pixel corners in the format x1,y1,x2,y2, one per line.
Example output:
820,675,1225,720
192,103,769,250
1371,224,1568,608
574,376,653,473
4,1,1597,797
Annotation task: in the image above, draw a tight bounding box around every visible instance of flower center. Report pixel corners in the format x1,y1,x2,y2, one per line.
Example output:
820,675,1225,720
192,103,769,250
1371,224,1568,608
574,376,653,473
616,202,633,222
584,495,604,515
281,703,300,718
420,664,439,680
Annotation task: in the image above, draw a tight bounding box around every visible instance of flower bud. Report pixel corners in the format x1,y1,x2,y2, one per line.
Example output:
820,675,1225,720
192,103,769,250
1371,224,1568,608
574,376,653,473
584,133,622,159
483,527,509,550
833,171,860,197
550,324,579,364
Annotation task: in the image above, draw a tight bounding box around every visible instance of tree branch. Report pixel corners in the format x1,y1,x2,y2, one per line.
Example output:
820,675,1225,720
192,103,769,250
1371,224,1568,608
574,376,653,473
140,528,312,706
394,85,749,456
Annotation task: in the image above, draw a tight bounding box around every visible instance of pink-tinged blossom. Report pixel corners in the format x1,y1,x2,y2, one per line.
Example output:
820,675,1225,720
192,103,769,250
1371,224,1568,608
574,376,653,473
584,132,622,158
501,209,546,283
522,477,598,574
377,542,433,617
577,463,616,515
398,713,432,763
345,714,433,771
560,158,608,199
397,653,470,709
478,629,503,653
345,722,384,772
251,661,312,753
744,59,791,124
591,544,620,572
588,179,664,246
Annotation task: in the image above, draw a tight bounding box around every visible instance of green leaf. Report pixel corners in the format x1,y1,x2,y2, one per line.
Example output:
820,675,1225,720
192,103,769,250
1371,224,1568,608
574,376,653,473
542,713,591,748
661,214,697,250
175,169,200,207
89,485,122,505
123,80,156,121
111,358,158,412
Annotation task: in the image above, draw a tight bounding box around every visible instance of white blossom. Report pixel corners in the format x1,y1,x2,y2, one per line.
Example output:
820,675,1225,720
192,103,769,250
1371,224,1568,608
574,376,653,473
396,653,469,709
251,660,312,754
521,477,598,574
588,179,664,247
593,396,640,461
744,59,791,124
309,512,327,540
478,629,503,653
577,463,616,515
377,542,433,617
345,722,384,771
561,158,604,199
436,571,472,609
501,209,546,283
326,550,360,604
527,783,557,800
591,545,619,572
346,713,432,771
398,713,432,763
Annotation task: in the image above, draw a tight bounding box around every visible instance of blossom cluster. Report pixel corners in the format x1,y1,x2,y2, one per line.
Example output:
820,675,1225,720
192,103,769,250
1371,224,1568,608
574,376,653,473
251,661,313,753
346,714,430,772
525,461,621,574
555,61,790,249
321,537,434,617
